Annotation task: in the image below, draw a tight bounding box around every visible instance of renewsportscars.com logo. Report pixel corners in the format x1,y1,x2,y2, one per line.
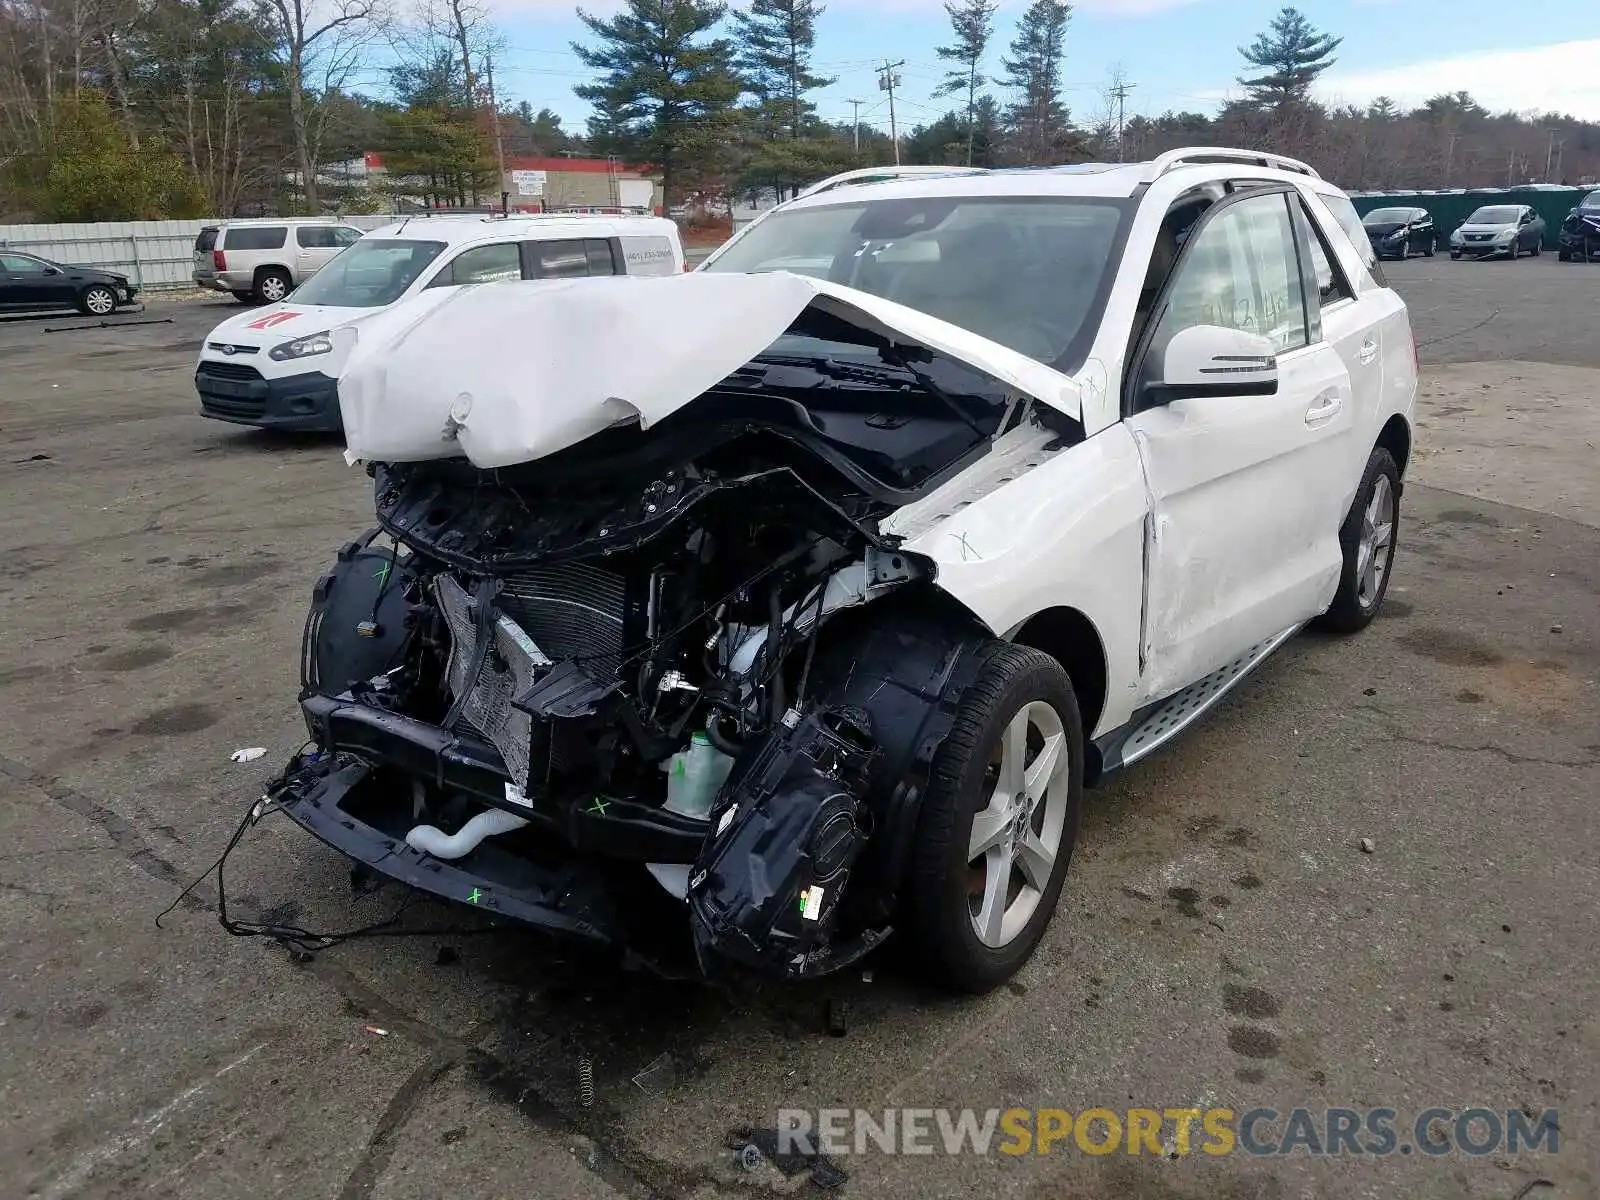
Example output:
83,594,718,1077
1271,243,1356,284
776,1106,1560,1158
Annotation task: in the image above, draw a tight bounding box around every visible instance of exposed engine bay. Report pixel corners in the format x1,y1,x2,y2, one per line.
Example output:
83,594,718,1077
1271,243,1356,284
255,318,1068,978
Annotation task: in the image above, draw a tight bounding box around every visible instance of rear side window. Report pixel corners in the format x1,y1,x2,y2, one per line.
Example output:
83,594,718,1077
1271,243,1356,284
194,228,218,253
1309,192,1385,287
224,225,287,251
332,226,363,246
527,238,617,279
1295,200,1354,309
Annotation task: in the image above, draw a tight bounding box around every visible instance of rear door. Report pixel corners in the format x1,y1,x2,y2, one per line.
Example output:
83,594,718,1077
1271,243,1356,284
293,225,350,280
521,237,619,278
1125,187,1355,700
0,253,65,307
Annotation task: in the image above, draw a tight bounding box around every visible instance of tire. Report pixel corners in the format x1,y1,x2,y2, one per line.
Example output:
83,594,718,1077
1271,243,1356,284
1450,249,1462,260
1559,249,1573,262
1531,239,1541,257
1422,236,1436,258
253,268,292,304
231,290,256,303
79,285,117,316
905,643,1083,993
1316,447,1400,635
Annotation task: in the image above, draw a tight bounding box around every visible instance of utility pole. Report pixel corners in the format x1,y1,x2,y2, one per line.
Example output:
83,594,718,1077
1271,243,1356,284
878,60,905,165
485,54,507,193
1445,132,1459,183
847,98,865,158
1109,80,1136,162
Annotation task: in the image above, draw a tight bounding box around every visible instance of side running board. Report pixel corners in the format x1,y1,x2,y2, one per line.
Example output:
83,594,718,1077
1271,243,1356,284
1095,624,1302,777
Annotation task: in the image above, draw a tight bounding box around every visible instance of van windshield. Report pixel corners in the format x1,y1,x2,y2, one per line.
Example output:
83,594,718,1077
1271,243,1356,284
289,239,447,307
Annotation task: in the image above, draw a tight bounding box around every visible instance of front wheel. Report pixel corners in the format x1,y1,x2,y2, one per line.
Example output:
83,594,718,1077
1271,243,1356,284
906,644,1083,993
79,285,117,316
1450,249,1462,260
1316,447,1400,635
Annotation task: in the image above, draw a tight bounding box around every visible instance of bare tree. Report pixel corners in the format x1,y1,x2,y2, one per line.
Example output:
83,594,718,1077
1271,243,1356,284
260,0,385,210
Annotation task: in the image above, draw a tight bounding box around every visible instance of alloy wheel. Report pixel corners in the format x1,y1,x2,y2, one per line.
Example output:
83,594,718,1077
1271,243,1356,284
966,701,1072,949
260,275,289,302
85,288,115,315
1356,474,1395,609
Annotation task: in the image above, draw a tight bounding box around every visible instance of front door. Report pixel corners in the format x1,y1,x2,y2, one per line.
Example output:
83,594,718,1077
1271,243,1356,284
1125,188,1355,702
0,253,55,306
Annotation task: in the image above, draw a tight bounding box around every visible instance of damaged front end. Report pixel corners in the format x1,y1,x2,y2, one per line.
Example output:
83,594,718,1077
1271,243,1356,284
263,309,1029,979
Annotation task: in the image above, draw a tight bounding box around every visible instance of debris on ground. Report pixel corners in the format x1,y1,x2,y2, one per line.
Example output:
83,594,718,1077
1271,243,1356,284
364,1025,389,1036
730,1127,848,1190
434,945,459,967
230,746,267,763
631,1051,678,1095
1359,838,1376,854
825,998,849,1037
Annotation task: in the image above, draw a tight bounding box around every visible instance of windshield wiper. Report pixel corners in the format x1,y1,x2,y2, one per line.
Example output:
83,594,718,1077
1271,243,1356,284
750,351,988,437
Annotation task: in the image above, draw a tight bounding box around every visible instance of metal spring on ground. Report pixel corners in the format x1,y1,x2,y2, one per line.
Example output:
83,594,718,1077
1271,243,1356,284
578,1056,595,1109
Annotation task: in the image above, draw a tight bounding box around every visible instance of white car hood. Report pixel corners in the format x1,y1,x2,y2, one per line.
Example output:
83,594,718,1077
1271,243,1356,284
335,272,1080,469
205,301,376,349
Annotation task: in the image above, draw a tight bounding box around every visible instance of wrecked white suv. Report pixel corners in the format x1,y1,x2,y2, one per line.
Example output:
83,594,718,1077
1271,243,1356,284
248,149,1416,993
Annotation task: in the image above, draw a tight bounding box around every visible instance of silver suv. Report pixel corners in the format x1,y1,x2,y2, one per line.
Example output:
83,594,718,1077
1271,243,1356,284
192,220,364,303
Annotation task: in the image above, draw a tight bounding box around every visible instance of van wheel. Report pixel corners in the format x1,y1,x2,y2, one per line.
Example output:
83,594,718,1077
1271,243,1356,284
254,268,292,304
906,644,1082,993
1316,447,1400,635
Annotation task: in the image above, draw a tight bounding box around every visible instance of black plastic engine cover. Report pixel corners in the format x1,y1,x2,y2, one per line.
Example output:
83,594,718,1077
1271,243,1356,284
687,707,878,978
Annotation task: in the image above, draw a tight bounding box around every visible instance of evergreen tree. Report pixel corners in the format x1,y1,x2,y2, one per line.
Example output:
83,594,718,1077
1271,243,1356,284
1236,6,1341,109
572,0,743,209
932,0,999,166
1366,95,1399,122
732,0,833,140
999,0,1072,165
906,96,1002,167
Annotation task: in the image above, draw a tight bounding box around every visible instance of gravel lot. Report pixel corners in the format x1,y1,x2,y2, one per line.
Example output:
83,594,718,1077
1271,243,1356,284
1,259,1596,1200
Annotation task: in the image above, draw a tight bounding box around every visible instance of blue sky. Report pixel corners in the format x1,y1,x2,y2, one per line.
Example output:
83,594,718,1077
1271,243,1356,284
479,0,1600,137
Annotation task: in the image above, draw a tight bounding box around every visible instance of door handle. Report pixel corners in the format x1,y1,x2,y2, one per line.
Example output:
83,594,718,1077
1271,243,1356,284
1357,339,1379,365
1305,389,1343,425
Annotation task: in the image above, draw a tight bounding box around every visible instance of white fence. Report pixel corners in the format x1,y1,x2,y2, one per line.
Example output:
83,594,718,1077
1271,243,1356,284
0,216,397,292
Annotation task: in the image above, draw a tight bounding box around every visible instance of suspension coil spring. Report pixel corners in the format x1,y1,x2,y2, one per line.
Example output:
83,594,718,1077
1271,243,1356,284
578,1056,595,1109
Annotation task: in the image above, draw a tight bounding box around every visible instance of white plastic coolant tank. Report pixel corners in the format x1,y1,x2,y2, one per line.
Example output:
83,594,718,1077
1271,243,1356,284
662,732,735,819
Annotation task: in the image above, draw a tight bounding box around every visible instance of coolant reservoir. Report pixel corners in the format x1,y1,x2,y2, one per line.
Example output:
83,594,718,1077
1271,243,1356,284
663,732,735,819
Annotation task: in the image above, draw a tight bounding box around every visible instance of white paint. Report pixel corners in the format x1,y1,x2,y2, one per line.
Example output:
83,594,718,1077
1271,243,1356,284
337,270,1079,468
40,1042,268,1200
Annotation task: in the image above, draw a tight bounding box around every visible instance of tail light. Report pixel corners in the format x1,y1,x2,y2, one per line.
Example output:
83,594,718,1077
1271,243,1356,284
212,249,227,271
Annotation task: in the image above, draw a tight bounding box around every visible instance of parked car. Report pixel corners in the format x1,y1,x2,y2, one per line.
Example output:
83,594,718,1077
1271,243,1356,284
192,219,365,304
1449,205,1545,259
1557,189,1600,261
195,213,685,432
249,150,1415,994
0,251,138,315
1362,206,1436,259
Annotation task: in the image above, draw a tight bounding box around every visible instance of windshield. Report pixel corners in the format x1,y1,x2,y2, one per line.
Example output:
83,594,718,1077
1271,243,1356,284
289,239,447,307
1468,207,1521,225
1364,208,1413,224
1580,192,1600,211
703,195,1130,368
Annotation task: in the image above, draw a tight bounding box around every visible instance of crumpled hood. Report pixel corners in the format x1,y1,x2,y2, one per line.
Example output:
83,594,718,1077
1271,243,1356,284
334,271,1080,468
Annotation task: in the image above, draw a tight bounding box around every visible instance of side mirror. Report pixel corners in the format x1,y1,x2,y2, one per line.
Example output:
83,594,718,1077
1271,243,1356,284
1146,325,1279,404
43,266,60,275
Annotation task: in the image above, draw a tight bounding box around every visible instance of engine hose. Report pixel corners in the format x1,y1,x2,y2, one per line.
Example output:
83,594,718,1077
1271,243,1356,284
767,583,786,722
705,709,745,758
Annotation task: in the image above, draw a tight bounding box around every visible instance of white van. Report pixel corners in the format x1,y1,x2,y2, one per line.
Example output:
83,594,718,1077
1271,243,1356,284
195,213,685,432
192,219,365,303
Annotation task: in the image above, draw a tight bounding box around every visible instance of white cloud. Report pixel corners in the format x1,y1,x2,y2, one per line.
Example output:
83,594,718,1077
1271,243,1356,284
1317,40,1600,120
493,0,1203,15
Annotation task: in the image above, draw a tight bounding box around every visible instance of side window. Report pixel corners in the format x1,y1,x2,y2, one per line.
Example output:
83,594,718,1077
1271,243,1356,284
1139,192,1308,398
1310,191,1386,287
332,226,363,246
585,239,618,275
528,239,596,279
296,226,324,248
225,225,288,251
429,242,522,288
1,253,45,274
1296,200,1353,309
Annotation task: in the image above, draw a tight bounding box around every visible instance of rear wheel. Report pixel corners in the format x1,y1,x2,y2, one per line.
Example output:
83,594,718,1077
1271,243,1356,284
253,268,292,304
1531,239,1541,257
906,644,1082,993
1316,447,1400,635
1422,236,1436,258
79,285,117,316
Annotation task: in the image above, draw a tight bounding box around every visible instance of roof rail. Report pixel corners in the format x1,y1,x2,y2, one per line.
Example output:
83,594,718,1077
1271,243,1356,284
795,164,988,200
1142,146,1320,182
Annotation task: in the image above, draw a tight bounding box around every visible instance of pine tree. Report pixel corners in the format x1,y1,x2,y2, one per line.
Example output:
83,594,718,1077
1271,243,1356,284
733,0,834,140
1000,0,1072,165
1236,6,1341,110
932,0,999,166
572,0,743,209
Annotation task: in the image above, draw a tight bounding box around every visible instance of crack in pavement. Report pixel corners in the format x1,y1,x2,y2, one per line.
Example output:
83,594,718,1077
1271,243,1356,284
0,752,205,911
1371,731,1597,769
337,1052,467,1200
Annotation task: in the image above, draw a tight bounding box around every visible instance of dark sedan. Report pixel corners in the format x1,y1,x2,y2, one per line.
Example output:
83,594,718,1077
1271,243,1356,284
1558,190,1600,262
0,251,139,315
1362,206,1437,260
